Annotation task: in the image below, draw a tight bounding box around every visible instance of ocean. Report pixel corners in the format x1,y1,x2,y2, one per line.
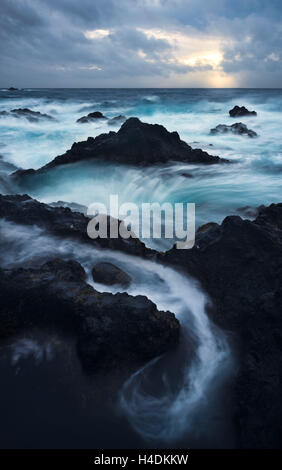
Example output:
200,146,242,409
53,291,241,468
1,88,282,247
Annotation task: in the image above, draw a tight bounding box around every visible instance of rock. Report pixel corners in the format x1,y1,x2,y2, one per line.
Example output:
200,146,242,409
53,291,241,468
107,115,127,126
11,108,54,121
0,258,180,373
77,111,107,123
92,262,132,287
0,108,54,122
14,118,228,180
229,106,257,117
161,203,282,448
0,194,153,258
210,123,257,138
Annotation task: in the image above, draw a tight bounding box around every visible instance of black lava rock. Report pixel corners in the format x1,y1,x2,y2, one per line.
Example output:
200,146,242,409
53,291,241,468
229,106,257,117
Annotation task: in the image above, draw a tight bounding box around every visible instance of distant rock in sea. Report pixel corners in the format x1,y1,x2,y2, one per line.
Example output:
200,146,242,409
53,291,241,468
0,108,54,122
210,122,257,137
229,105,257,117
77,111,108,123
107,115,127,126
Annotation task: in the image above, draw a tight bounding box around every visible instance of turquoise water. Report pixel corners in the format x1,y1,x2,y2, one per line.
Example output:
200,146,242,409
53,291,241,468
0,88,281,242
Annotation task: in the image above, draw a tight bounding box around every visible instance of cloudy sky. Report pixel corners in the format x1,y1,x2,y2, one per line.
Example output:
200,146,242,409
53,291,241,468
1,0,282,87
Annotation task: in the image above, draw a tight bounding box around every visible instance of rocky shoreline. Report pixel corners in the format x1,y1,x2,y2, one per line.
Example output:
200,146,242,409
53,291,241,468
0,110,281,448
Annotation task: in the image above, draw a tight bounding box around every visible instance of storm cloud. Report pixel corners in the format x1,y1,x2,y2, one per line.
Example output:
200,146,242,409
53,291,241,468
0,0,281,87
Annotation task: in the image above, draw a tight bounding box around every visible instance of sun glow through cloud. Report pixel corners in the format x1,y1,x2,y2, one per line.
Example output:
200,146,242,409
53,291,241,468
137,27,236,87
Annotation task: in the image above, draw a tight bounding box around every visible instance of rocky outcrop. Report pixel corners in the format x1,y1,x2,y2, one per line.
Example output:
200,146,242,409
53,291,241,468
77,111,107,123
161,203,282,448
13,118,228,181
0,258,179,373
210,123,257,138
0,108,54,122
107,115,127,126
92,262,132,287
0,194,153,258
229,106,257,117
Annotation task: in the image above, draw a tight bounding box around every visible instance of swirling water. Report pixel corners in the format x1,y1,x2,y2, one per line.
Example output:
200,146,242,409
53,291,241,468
0,88,281,447
0,220,232,447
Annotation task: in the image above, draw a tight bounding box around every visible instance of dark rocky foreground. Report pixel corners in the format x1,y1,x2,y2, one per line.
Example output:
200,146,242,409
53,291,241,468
0,193,281,447
0,193,151,258
161,203,282,448
0,108,54,122
229,105,257,117
0,258,179,373
210,123,257,138
12,118,228,183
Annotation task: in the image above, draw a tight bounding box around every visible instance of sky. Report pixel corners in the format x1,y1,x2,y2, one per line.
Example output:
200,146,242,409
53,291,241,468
0,0,282,88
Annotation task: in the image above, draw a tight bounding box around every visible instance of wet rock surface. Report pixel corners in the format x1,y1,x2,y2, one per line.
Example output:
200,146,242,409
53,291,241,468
162,203,282,448
0,258,180,373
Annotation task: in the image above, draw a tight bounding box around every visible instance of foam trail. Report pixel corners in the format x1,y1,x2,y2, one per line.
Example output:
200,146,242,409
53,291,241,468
118,259,229,442
0,219,230,443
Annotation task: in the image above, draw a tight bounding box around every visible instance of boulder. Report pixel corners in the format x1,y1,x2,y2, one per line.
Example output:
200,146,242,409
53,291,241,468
92,262,132,287
229,105,257,117
210,122,257,138
0,258,180,373
77,111,107,123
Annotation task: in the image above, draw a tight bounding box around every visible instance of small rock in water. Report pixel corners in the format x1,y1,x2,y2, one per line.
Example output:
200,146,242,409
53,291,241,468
92,262,132,287
77,111,108,123
107,115,127,126
210,123,257,138
10,108,54,122
229,105,257,117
